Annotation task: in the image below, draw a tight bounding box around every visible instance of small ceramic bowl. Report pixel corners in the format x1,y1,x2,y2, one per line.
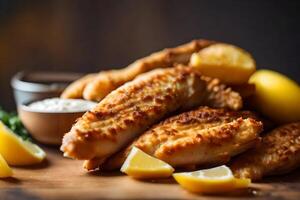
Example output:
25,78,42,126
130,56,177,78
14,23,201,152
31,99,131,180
11,71,83,105
18,100,93,145
11,71,88,145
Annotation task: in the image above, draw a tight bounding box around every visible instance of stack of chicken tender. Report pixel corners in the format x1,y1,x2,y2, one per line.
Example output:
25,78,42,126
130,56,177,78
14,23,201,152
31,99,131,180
60,39,300,181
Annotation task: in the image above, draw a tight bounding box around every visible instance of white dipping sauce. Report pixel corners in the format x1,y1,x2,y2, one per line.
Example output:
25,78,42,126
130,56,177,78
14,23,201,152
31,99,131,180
27,98,97,113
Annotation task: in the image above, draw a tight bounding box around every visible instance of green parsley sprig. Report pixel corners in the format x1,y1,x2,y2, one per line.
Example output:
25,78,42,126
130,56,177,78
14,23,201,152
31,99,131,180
0,107,31,141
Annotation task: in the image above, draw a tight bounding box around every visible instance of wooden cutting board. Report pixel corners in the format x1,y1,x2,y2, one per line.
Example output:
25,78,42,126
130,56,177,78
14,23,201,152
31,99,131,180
0,146,299,200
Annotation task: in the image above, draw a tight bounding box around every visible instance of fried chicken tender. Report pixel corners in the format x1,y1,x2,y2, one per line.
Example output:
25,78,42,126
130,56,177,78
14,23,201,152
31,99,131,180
103,107,262,170
61,73,98,99
61,39,214,101
230,122,300,181
60,66,242,170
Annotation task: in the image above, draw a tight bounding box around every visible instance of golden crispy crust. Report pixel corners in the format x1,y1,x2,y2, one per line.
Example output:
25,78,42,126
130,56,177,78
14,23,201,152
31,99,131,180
61,66,243,171
61,66,207,163
103,107,262,170
201,77,242,110
82,39,215,101
60,73,98,99
230,122,300,181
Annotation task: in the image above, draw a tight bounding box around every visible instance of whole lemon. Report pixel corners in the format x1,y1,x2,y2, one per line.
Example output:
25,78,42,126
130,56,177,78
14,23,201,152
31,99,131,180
249,69,300,123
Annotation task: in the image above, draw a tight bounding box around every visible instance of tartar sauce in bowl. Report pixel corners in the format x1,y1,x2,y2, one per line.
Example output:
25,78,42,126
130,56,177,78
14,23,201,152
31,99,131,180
27,98,97,113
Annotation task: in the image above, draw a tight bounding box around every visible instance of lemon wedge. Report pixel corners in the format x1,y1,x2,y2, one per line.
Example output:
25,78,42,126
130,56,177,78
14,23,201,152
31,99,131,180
0,153,13,178
0,121,46,166
173,165,250,194
190,43,256,84
121,146,174,179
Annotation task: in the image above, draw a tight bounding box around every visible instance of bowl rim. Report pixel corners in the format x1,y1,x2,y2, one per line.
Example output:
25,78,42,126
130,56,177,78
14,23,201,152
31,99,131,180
11,71,84,93
18,98,97,114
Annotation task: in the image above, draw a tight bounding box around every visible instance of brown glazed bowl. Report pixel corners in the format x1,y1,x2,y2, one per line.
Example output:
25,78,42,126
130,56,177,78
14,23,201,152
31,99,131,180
18,102,85,145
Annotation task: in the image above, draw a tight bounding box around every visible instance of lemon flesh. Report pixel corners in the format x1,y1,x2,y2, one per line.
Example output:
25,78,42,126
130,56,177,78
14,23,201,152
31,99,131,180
121,146,174,179
0,121,46,166
0,153,13,178
190,43,256,84
173,165,250,194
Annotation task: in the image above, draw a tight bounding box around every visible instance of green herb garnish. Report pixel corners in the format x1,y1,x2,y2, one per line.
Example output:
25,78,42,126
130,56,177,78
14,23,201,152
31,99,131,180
0,107,31,141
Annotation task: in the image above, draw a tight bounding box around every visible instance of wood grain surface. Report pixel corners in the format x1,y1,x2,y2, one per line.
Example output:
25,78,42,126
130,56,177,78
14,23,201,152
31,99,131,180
0,146,299,200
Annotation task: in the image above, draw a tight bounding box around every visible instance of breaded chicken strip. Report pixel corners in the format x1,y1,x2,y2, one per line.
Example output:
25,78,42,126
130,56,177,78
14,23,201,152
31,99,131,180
61,39,214,101
103,107,262,170
83,40,215,101
61,73,98,99
230,122,300,181
60,66,242,170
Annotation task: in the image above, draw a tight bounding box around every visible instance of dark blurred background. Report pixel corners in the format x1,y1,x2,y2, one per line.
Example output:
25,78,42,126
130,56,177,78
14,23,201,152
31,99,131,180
0,0,299,110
